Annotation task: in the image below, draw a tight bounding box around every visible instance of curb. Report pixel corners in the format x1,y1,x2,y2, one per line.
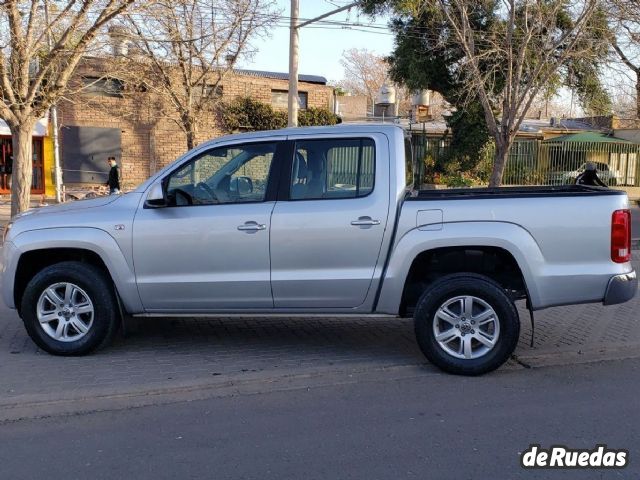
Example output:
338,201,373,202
0,363,444,423
514,343,640,369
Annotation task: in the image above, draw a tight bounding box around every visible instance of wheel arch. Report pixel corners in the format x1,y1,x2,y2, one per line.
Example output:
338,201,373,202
8,228,143,314
375,222,543,315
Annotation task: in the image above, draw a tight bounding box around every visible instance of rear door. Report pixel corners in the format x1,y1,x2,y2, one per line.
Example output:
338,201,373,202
270,134,390,308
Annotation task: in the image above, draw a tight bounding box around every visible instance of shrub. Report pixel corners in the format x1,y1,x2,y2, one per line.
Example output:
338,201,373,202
221,97,340,132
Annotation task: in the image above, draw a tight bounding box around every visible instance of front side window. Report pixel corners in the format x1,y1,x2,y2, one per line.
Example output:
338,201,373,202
290,138,375,200
166,142,277,206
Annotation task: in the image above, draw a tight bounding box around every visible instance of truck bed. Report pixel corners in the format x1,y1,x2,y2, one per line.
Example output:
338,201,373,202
410,185,625,201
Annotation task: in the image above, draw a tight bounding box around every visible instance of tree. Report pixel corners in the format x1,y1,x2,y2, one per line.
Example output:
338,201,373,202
365,0,604,187
338,48,388,112
122,0,278,151
608,0,640,118
0,0,135,216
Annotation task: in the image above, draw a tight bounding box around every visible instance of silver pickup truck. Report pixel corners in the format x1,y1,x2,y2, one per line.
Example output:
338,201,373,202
2,125,636,375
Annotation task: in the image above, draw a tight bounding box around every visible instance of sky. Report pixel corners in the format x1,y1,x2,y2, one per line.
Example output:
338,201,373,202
241,0,394,84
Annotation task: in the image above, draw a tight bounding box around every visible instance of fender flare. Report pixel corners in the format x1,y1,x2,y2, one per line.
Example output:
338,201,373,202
375,221,545,314
6,227,143,313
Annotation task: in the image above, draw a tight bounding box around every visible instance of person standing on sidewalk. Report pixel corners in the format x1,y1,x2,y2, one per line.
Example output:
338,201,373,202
106,156,121,195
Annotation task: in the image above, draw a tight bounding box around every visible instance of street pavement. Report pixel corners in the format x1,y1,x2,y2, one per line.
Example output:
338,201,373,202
1,357,639,480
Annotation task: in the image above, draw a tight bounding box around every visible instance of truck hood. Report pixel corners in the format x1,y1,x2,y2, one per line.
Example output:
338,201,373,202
6,193,143,242
17,195,120,218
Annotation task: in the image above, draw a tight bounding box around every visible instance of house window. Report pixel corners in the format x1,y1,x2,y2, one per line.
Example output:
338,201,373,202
81,77,124,98
271,89,308,110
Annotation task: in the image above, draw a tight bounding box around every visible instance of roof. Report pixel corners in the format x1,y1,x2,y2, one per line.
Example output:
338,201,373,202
233,69,327,85
542,131,636,144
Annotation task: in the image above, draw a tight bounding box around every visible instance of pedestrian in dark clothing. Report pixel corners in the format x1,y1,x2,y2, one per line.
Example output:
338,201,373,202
106,156,121,194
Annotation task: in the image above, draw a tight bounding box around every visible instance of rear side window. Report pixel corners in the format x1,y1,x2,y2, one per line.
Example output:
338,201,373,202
290,138,375,200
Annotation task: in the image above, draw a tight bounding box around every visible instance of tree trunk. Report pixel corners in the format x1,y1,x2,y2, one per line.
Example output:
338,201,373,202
636,74,640,120
10,121,36,217
184,116,198,151
489,140,510,188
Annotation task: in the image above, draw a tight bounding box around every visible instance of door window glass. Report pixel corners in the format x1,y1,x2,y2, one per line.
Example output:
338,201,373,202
290,138,375,200
166,142,276,206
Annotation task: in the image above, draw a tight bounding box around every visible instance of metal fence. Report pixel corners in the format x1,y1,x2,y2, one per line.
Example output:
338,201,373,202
409,131,640,187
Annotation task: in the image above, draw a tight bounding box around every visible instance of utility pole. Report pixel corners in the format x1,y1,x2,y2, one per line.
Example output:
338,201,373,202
287,1,359,127
43,0,63,203
288,0,300,127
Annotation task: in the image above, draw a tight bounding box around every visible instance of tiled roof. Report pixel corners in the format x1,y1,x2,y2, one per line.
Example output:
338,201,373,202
233,69,327,85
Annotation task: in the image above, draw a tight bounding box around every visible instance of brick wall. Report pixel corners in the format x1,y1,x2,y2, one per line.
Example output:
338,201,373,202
58,61,334,189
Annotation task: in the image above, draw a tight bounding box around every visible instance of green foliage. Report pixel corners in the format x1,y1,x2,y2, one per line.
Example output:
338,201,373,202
221,97,287,131
220,97,339,132
362,0,496,174
298,107,340,127
564,6,612,116
362,0,613,176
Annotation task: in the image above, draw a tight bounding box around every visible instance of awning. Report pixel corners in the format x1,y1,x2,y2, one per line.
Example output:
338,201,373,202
0,116,49,137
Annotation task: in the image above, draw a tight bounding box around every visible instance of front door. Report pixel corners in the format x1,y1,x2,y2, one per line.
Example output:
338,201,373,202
270,135,389,308
0,136,44,194
133,139,284,312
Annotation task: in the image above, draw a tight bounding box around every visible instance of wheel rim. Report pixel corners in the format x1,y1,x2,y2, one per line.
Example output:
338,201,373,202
432,295,500,360
36,282,94,343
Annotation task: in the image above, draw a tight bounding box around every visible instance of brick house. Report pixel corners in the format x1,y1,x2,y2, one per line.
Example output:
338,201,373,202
0,57,335,197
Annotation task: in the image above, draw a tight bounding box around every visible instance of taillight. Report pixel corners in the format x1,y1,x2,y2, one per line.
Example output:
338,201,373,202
611,209,631,263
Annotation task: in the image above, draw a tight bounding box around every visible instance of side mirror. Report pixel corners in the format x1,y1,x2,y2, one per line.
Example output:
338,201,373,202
144,182,167,208
230,176,253,195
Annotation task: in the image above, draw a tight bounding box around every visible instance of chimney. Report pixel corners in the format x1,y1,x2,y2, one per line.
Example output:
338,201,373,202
108,26,129,57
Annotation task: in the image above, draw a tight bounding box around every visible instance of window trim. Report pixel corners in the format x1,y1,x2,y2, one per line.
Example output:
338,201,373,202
278,137,376,202
161,140,286,208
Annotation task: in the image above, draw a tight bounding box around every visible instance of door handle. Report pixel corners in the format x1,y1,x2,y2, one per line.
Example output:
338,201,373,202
237,221,266,231
350,217,381,227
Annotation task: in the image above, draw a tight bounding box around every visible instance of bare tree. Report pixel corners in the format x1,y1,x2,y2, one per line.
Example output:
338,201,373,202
338,48,388,112
608,0,640,118
121,0,278,150
0,0,135,216
422,0,600,186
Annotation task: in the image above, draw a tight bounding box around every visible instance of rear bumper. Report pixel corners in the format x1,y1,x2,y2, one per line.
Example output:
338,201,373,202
603,270,637,306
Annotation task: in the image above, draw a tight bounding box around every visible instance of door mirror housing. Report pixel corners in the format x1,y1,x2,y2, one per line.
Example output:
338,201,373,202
145,182,167,208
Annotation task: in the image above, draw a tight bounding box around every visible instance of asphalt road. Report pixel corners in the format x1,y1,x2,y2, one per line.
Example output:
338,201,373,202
1,358,639,480
632,206,640,240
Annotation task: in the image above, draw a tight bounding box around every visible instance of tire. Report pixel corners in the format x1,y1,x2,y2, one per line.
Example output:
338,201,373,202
20,261,120,355
414,273,520,376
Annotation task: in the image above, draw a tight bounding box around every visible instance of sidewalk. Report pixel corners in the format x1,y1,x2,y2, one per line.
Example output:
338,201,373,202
0,253,637,421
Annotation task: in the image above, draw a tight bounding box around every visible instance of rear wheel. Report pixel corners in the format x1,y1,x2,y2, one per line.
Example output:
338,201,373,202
21,261,119,355
414,273,520,375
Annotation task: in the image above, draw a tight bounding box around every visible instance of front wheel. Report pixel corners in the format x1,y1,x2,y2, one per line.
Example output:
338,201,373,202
21,261,120,355
414,273,520,375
